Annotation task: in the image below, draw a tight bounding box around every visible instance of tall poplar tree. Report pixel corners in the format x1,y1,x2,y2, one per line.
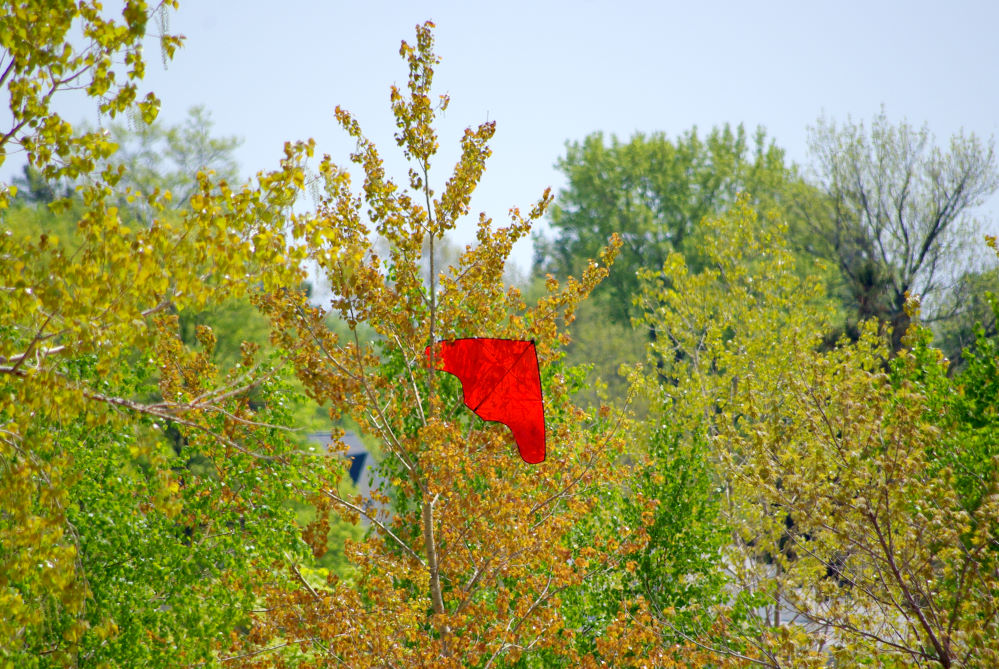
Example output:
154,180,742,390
229,23,662,668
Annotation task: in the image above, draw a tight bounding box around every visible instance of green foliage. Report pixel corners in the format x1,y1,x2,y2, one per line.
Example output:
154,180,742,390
4,184,87,246
908,293,999,515
552,292,647,411
536,125,828,410
7,2,997,666
931,268,999,367
556,412,737,665
0,345,334,667
539,124,806,325
11,164,71,204
625,424,729,623
0,3,357,665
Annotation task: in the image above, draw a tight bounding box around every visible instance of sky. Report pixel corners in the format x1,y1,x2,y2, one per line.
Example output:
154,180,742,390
13,0,999,273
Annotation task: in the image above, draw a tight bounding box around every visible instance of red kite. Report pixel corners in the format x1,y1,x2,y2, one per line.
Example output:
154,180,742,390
425,338,546,464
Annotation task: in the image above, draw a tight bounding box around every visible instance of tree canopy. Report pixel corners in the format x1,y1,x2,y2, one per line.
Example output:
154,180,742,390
229,23,661,666
634,198,999,666
3,3,998,668
1,3,338,665
539,124,804,325
803,110,999,349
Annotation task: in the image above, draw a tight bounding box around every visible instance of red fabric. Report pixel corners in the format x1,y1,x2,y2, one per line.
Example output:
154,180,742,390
425,338,546,463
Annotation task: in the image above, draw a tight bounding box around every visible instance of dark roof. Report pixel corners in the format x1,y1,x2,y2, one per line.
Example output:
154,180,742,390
304,431,377,498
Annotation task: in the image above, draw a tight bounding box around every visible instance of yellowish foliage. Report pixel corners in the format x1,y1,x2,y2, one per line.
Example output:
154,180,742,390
638,197,999,667
1,3,336,663
230,22,654,667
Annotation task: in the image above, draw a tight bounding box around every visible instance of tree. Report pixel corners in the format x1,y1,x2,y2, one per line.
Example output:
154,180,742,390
103,104,243,216
544,293,648,410
225,22,661,667
0,1,182,207
928,266,999,368
934,237,999,518
538,124,804,326
1,3,346,665
803,110,999,350
637,198,999,667
11,164,69,204
535,126,819,410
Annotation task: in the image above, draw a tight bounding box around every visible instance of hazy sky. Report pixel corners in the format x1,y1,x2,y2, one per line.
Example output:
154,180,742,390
22,0,999,271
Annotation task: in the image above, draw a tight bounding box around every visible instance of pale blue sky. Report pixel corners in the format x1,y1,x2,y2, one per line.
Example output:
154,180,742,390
22,1,999,271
